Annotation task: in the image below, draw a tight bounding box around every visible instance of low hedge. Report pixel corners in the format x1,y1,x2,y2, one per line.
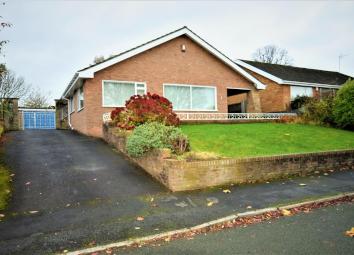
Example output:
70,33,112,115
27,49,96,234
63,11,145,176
126,122,189,157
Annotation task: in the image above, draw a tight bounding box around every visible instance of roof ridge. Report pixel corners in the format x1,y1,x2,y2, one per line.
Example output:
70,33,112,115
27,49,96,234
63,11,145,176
240,59,344,75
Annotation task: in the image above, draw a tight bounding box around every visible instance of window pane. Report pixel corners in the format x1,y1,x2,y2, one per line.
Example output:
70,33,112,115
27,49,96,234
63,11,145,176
164,85,191,110
290,86,313,100
192,87,215,110
104,82,135,106
136,83,145,88
137,89,145,96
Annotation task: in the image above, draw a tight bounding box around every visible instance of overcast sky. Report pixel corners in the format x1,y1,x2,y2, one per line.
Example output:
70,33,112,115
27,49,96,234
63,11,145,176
2,0,354,105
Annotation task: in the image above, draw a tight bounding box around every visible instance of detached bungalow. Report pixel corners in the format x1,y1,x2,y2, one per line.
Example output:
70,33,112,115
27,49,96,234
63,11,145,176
235,60,352,112
60,26,352,137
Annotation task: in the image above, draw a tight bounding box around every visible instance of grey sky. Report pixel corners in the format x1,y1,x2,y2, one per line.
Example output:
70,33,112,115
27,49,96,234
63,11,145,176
2,0,354,105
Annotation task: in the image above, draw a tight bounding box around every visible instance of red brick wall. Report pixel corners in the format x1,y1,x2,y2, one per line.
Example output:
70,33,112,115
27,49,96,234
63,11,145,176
70,35,258,137
243,68,291,112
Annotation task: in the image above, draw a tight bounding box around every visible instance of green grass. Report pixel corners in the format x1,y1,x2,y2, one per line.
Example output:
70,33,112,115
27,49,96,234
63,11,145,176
0,159,10,211
181,123,354,158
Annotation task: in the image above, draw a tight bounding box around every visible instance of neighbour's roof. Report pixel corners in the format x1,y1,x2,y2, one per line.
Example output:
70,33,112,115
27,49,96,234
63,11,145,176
240,60,351,86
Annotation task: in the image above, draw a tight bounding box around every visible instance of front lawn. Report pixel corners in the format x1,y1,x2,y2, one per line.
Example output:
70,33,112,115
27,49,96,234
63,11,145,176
181,123,354,158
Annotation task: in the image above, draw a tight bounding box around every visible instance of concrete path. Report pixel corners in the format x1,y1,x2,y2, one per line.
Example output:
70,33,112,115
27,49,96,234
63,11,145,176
121,202,354,254
0,130,353,254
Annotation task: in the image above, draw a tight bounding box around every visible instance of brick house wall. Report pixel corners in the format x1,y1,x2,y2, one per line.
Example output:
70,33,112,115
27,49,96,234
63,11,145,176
242,68,291,112
70,35,260,137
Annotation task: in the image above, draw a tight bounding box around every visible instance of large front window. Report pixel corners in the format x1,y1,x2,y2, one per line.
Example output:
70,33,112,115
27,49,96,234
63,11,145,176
102,81,147,107
290,86,313,100
164,84,216,111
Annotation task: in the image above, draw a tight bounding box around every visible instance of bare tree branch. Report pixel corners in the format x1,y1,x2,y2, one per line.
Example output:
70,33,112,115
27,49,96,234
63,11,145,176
23,87,50,108
0,68,30,99
252,45,293,65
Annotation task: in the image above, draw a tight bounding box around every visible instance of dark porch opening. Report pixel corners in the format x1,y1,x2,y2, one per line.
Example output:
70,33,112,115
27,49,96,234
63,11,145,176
227,88,250,113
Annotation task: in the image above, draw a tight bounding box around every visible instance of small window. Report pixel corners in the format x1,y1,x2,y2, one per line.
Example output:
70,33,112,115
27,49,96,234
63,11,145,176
78,87,84,110
102,81,147,107
290,86,313,100
69,97,74,113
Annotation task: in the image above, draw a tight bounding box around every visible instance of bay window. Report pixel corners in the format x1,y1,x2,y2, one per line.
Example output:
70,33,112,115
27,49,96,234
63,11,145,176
164,84,217,111
102,81,147,107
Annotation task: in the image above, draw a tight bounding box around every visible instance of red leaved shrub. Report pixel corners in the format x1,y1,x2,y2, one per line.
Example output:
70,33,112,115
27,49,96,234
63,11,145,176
110,107,124,120
111,93,179,130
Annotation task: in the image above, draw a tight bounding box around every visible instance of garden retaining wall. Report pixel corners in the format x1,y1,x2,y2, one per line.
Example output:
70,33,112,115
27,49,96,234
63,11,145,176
103,125,354,192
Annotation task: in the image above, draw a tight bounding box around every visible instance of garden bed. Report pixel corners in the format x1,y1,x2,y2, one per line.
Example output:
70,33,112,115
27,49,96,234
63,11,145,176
103,124,354,192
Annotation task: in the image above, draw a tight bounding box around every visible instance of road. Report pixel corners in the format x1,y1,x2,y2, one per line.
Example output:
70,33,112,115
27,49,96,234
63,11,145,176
121,202,354,255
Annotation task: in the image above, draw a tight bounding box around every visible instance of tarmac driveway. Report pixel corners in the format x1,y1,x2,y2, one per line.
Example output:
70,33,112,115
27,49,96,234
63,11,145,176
1,130,354,255
0,130,166,254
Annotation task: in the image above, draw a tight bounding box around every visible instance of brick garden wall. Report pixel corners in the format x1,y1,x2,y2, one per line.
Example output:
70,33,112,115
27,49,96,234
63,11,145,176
103,125,354,192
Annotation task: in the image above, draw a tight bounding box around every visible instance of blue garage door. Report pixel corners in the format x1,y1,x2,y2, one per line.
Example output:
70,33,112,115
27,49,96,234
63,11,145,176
23,111,56,129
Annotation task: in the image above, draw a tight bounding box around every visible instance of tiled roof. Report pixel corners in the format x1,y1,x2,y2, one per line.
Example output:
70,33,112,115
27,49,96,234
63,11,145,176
241,60,352,85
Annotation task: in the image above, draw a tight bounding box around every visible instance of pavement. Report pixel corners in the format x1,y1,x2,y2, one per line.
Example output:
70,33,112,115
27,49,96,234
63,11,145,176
0,130,354,254
119,202,354,255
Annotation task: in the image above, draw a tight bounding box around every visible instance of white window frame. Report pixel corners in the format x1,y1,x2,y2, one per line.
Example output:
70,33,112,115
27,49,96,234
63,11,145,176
163,83,218,111
78,87,84,111
290,85,313,101
102,80,147,107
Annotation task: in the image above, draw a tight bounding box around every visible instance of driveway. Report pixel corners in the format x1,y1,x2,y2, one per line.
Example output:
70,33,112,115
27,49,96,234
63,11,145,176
1,130,354,254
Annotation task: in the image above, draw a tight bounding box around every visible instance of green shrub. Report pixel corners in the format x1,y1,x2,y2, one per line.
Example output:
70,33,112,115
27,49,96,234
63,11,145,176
291,95,310,111
333,79,354,129
301,96,334,125
126,122,189,157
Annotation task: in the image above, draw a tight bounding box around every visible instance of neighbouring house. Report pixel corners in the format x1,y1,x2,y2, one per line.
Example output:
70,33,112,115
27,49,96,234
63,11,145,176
235,60,352,112
55,99,68,129
60,26,352,137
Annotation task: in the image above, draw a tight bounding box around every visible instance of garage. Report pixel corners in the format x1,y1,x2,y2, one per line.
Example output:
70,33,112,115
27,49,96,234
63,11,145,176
21,109,56,129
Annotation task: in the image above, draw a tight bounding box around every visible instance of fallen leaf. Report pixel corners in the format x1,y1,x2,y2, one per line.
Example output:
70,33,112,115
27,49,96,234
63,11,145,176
10,174,15,177
223,189,231,194
25,182,31,185
323,173,329,176
135,227,141,230
281,209,292,216
299,183,307,186
164,236,171,242
29,211,39,214
246,205,252,209
93,178,97,181
345,227,354,237
150,197,154,202
0,214,5,218
136,216,144,221
63,250,68,253
66,204,71,207
207,201,215,207
105,248,112,254
329,170,334,173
